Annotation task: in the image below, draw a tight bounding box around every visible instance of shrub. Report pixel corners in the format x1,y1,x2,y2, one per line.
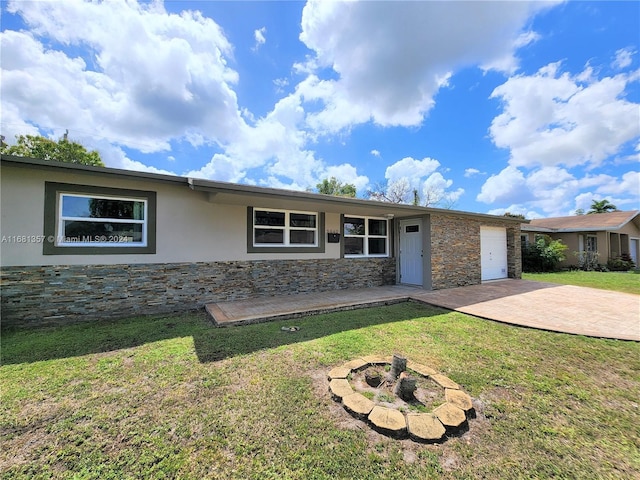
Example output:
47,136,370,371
574,251,600,271
607,253,635,272
522,235,569,272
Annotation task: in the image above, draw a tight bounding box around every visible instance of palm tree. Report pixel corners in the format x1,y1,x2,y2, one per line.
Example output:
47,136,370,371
587,199,618,214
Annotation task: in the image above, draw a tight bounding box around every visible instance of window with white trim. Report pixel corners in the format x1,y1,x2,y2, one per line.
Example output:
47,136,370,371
253,209,318,247
343,216,389,257
57,193,148,247
43,182,156,255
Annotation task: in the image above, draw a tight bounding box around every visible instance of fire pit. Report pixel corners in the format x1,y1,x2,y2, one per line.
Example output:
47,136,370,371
328,354,474,442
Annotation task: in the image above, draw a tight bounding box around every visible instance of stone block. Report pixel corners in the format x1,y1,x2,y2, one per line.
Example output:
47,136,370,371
430,374,459,390
342,393,375,418
327,367,351,380
407,361,437,377
445,388,473,412
406,413,446,442
328,379,353,400
368,406,407,437
342,358,368,371
361,355,393,365
433,403,467,429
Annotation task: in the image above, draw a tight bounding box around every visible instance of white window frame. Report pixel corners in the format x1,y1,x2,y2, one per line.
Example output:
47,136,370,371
343,215,389,258
586,234,598,253
253,208,318,247
57,193,148,248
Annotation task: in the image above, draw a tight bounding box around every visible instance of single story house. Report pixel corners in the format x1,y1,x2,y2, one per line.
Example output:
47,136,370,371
1,154,524,327
521,210,640,268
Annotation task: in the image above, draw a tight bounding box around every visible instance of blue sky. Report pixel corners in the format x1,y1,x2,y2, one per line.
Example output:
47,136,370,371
1,0,638,218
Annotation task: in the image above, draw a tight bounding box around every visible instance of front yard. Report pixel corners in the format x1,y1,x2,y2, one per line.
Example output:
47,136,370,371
2,302,639,479
523,270,640,295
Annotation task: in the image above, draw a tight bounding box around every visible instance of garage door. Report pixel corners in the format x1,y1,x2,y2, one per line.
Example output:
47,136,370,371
481,227,508,281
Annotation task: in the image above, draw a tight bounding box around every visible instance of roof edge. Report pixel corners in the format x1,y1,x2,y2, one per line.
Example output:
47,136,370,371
2,154,527,224
1,153,187,185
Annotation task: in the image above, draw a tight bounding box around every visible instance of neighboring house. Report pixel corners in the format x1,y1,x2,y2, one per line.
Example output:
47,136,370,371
1,155,524,327
521,211,640,268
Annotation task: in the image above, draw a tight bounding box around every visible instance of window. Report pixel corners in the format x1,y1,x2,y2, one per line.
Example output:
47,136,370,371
247,207,325,253
343,216,389,257
520,234,529,246
44,183,156,255
586,235,598,253
59,194,147,245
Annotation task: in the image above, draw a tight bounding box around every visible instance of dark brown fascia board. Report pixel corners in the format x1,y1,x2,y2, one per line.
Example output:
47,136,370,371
1,154,187,186
1,153,527,224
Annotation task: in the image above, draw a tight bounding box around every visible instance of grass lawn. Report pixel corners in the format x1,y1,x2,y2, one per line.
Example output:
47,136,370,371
2,304,639,479
523,270,640,295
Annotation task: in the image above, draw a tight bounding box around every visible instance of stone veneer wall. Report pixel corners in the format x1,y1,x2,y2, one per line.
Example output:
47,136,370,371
506,226,522,280
1,258,396,328
430,214,521,290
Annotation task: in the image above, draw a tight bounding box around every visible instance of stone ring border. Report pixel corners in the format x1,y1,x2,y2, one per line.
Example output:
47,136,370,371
328,355,474,443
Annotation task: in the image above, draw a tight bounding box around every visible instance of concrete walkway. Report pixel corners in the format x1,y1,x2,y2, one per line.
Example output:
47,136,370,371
205,279,640,341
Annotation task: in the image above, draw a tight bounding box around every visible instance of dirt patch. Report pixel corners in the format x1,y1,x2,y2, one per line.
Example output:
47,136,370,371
350,366,447,412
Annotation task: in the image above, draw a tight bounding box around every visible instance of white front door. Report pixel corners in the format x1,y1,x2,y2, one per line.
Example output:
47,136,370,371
481,226,508,281
399,219,423,286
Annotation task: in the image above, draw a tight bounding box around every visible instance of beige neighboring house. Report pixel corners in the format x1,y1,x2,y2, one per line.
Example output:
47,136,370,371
521,210,640,268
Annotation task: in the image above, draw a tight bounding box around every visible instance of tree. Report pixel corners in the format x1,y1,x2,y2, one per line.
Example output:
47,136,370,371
574,208,585,215
367,178,412,203
587,199,617,214
367,177,457,208
503,212,526,220
1,134,104,166
316,177,356,197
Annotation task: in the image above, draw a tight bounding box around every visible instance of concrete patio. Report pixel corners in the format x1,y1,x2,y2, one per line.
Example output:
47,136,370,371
205,279,640,341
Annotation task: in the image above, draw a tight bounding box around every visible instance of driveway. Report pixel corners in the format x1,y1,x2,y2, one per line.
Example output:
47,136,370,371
411,279,639,341
207,279,640,341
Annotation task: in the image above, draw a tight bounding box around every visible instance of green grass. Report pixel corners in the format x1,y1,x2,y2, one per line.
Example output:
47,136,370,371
523,270,640,294
2,304,639,479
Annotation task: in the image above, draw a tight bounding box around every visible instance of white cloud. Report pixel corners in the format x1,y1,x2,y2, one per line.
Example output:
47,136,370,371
97,142,177,175
489,62,640,169
184,153,246,183
2,0,244,154
477,166,529,204
370,149,381,157
379,156,462,206
422,172,464,206
612,47,635,70
321,164,370,193
464,168,484,178
298,0,559,132
480,58,640,216
253,27,267,50
1,0,372,191
273,78,289,94
385,157,440,182
487,206,542,219
595,171,640,198
481,30,541,73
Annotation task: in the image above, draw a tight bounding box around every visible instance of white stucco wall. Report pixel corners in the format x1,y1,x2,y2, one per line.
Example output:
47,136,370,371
1,164,341,266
